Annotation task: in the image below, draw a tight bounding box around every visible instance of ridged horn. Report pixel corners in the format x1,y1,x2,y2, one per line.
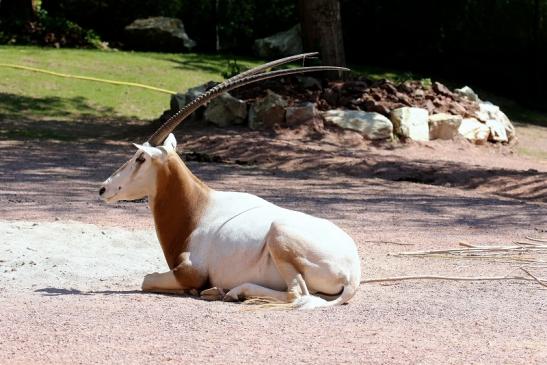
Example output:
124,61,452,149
224,52,318,81
147,54,349,146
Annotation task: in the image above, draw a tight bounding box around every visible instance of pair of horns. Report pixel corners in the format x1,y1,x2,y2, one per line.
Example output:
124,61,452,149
147,52,349,146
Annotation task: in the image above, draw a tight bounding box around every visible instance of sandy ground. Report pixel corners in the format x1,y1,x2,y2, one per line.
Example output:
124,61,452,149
1,124,546,364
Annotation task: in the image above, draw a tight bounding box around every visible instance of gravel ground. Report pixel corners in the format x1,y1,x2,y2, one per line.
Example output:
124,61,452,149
0,136,546,364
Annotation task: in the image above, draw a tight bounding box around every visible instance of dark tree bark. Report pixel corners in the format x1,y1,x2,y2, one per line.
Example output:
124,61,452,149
532,0,545,100
40,0,61,16
0,0,35,22
297,0,346,78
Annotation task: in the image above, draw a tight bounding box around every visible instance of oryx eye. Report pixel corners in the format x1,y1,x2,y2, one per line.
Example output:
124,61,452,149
136,153,146,164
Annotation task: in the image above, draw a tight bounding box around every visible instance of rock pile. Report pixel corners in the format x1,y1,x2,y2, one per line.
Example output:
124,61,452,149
162,77,516,144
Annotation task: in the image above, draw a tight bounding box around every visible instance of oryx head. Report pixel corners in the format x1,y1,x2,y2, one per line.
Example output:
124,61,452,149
99,134,177,203
99,53,348,203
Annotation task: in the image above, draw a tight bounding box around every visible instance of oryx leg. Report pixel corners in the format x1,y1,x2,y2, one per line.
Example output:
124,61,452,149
224,283,288,302
141,271,186,294
142,253,207,295
224,222,311,303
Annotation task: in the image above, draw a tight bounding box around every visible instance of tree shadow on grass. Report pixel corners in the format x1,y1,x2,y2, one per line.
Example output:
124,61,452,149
0,92,115,119
0,92,152,141
165,53,256,76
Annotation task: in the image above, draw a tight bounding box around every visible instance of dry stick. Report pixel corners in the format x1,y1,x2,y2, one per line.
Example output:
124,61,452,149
520,268,547,288
391,246,547,256
525,236,547,243
362,275,545,285
515,241,542,246
364,240,415,246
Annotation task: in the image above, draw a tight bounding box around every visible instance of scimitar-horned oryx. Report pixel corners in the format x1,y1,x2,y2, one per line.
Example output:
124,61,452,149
99,53,361,309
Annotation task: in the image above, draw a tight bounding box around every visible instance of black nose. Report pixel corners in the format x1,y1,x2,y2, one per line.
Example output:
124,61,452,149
99,187,106,196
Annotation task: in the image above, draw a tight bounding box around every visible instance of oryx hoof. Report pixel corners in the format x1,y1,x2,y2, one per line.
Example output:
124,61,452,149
200,287,224,301
223,289,242,302
141,272,160,291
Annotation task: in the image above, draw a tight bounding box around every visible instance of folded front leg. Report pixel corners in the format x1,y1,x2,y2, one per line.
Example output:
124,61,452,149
141,271,187,294
142,256,207,294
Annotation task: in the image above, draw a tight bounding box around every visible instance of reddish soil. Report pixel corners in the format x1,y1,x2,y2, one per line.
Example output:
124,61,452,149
0,120,546,364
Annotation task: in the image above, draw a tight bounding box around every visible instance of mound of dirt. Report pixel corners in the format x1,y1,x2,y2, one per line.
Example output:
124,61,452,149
176,121,547,203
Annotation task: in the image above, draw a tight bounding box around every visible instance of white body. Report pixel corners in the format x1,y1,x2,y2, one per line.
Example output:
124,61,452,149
191,190,361,296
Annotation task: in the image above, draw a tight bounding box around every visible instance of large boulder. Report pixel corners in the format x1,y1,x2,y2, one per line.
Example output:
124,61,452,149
390,107,430,141
458,118,490,144
248,90,288,129
125,17,196,52
254,25,303,58
204,93,247,127
475,102,516,142
286,102,318,127
322,110,393,140
429,113,463,140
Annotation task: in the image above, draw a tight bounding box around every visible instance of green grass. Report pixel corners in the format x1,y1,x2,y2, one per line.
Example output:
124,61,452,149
0,46,262,121
0,46,437,123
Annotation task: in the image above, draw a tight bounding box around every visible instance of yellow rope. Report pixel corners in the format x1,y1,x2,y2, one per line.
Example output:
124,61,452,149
0,63,177,95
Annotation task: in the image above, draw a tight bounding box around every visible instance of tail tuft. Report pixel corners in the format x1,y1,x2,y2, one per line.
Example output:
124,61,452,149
292,295,330,310
242,282,358,311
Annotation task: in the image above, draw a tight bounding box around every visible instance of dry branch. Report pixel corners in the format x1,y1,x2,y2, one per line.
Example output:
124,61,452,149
362,272,547,289
364,240,414,246
520,268,547,288
525,236,547,243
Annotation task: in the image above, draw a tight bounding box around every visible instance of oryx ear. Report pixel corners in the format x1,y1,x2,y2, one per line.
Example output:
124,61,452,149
132,143,163,159
163,133,177,151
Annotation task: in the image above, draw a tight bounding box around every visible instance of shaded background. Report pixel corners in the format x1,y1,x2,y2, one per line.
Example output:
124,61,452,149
1,0,546,108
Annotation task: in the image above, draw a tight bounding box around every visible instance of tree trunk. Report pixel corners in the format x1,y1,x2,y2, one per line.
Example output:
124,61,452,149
41,0,61,15
532,0,545,102
297,0,346,78
0,0,35,22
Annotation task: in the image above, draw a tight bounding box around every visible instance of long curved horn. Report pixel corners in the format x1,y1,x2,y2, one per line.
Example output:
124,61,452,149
225,52,318,81
147,57,349,146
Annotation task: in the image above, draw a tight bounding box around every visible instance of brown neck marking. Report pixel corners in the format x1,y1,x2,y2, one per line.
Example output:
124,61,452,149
150,152,210,269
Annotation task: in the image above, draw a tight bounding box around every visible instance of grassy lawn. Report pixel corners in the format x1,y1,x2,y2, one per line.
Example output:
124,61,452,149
0,46,261,121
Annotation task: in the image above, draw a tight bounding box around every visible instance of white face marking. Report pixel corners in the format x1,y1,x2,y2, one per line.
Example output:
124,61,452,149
99,134,177,203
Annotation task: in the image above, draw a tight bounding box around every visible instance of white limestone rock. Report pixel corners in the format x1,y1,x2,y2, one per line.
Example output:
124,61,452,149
248,90,288,129
204,92,247,127
322,110,393,140
286,102,318,127
458,118,490,144
125,17,196,51
390,107,430,141
485,119,508,143
455,86,481,102
254,25,303,58
429,113,463,140
475,102,516,142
